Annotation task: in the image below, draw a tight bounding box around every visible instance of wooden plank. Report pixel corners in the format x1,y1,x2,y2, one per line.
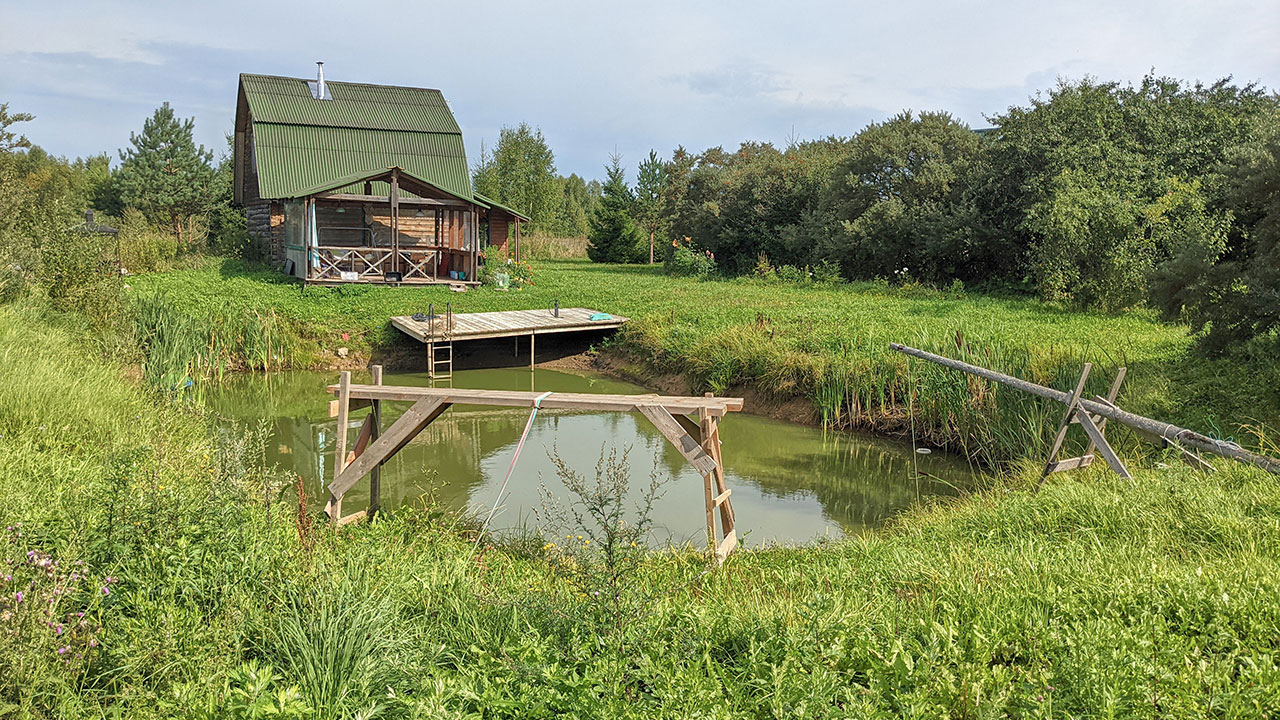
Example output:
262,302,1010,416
698,407,717,552
326,371,351,520
704,405,734,536
337,510,367,526
716,529,737,559
1046,455,1094,474
330,397,450,499
637,405,719,476
328,384,744,415
713,488,732,507
345,415,375,465
1083,368,1126,457
328,397,372,417
1075,409,1132,480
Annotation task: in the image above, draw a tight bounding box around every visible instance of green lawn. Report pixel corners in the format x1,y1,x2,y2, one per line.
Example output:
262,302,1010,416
4,299,1280,717
131,258,1279,465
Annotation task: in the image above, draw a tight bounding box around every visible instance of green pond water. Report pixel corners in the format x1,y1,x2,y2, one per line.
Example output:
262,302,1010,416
207,366,977,547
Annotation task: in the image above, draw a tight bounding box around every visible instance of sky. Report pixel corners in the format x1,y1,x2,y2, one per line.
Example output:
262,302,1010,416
2,0,1278,181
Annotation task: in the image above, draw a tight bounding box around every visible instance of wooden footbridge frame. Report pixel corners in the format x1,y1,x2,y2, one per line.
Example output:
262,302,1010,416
323,367,743,560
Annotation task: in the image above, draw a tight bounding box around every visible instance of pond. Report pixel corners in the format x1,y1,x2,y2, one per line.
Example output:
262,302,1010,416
206,366,978,547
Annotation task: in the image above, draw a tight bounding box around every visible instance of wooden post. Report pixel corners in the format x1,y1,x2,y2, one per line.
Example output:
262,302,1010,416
697,405,717,553
1037,363,1092,489
529,332,535,370
389,171,400,276
326,370,351,522
369,365,383,517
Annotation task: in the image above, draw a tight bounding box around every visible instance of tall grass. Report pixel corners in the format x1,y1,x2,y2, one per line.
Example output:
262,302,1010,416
130,292,297,392
4,299,1280,716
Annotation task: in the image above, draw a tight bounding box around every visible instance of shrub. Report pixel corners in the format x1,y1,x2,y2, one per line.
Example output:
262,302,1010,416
664,243,715,278
479,254,535,289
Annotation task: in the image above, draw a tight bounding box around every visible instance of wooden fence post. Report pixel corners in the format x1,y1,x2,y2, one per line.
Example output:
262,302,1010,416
326,370,351,522
369,365,383,517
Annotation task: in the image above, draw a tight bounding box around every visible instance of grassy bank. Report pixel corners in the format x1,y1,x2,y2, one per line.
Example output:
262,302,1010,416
130,258,1279,465
3,300,1280,716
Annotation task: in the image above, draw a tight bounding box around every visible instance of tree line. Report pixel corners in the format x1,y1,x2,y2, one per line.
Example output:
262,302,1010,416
519,74,1277,354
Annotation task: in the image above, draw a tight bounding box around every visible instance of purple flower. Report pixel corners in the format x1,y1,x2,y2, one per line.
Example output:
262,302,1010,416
57,646,68,655
14,591,22,603
101,586,110,596
56,625,63,635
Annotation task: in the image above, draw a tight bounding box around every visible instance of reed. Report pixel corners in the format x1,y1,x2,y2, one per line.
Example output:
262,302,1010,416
130,292,297,393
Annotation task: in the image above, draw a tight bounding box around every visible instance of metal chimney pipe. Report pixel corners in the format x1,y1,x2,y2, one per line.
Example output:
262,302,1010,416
316,61,326,99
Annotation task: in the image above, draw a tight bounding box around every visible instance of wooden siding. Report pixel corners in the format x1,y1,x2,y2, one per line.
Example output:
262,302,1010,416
489,216,510,255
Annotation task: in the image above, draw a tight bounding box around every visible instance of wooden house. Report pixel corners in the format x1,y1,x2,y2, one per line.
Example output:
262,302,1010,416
233,65,529,285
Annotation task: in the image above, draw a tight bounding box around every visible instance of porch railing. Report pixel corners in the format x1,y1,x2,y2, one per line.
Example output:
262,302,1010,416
312,245,453,282
314,246,392,279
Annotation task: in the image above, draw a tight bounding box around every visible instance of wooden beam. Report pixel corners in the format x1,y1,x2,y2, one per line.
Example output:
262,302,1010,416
369,365,383,517
329,384,743,415
325,371,352,520
318,193,473,208
637,405,719,476
338,510,367,526
345,415,375,465
1037,363,1092,490
329,397,371,417
1075,408,1132,480
1046,455,1094,474
329,397,450,499
889,343,1280,475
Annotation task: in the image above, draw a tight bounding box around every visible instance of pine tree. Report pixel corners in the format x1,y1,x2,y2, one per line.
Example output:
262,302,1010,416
115,103,214,245
587,155,644,263
633,150,668,263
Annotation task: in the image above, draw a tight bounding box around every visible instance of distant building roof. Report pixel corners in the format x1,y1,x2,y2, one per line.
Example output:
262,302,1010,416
237,73,472,202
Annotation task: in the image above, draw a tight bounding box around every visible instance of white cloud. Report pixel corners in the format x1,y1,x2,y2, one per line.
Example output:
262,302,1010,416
2,0,1277,175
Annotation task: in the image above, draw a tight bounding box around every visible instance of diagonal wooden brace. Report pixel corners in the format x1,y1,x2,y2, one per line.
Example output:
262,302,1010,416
328,396,450,506
637,405,719,476
1073,407,1132,480
1036,363,1092,491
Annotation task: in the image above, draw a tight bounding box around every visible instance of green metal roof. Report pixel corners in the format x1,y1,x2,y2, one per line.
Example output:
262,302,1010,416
239,73,472,201
474,192,531,221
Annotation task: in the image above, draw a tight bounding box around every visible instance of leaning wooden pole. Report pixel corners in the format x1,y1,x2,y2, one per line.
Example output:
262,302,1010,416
889,343,1280,475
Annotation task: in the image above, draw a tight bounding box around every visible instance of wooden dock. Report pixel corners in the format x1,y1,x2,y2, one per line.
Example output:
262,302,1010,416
391,307,629,377
391,307,629,342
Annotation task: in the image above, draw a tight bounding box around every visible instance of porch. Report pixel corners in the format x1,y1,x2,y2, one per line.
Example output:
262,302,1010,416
282,167,524,286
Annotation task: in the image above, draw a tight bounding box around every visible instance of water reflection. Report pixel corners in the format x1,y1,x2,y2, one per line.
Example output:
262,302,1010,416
206,367,976,546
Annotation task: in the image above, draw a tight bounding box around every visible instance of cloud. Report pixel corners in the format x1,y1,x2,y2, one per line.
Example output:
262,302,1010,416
2,0,1276,177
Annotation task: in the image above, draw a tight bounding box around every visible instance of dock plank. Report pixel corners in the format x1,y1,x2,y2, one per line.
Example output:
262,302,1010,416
392,307,629,343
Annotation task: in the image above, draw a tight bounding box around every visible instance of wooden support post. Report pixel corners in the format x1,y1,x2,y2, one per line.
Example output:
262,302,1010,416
529,332,535,370
369,365,383,517
1075,409,1132,479
1080,367,1126,463
697,406,717,554
326,371,351,521
427,341,434,378
704,392,736,559
1035,364,1092,491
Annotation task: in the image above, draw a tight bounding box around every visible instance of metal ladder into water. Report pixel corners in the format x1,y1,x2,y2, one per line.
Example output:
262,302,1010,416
426,303,454,384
